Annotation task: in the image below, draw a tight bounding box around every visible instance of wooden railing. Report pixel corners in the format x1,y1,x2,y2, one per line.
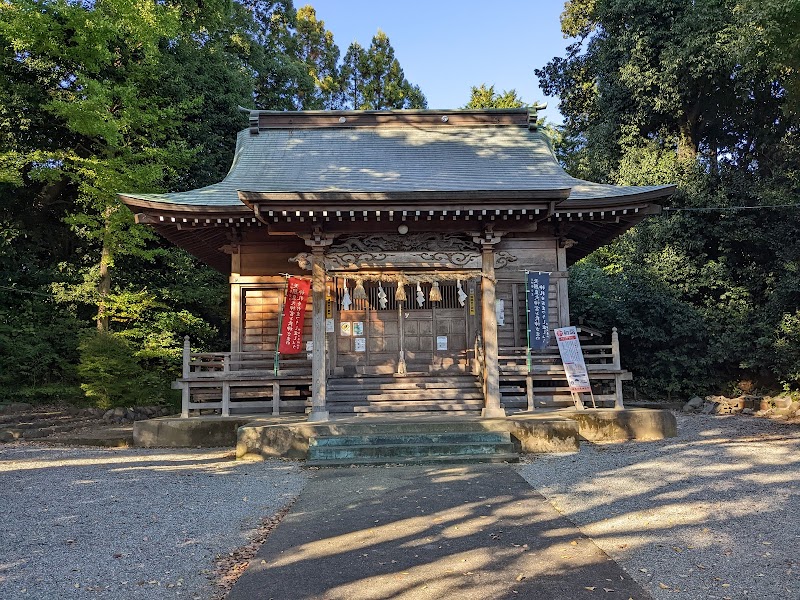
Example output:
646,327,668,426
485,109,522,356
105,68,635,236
498,327,630,411
175,337,312,417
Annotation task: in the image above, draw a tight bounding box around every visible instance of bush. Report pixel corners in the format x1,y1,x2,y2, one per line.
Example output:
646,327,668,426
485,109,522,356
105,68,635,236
0,383,85,405
77,331,169,409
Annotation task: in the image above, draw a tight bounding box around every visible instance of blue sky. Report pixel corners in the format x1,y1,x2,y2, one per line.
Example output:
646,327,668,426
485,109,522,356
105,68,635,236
305,1,571,123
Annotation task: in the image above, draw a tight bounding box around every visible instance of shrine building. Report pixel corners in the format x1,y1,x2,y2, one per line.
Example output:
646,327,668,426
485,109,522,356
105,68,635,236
119,108,675,421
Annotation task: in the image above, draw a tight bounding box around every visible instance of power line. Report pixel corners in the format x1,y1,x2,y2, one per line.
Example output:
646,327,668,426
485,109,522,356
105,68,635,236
0,284,52,297
663,204,799,212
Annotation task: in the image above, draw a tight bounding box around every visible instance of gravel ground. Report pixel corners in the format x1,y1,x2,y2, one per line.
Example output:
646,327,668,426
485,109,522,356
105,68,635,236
518,412,800,600
0,444,306,600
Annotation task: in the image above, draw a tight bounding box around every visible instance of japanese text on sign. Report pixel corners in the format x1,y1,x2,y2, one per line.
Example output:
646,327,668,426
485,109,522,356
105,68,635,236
554,326,591,393
526,272,550,350
278,277,310,354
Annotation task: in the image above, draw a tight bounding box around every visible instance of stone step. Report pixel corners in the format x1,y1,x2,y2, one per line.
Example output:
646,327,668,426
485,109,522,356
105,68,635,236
311,431,510,446
309,441,515,461
306,452,519,468
306,429,517,466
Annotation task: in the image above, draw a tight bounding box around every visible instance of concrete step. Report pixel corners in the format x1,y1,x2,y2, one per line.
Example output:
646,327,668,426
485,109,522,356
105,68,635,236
306,453,519,468
309,441,515,461
306,430,517,466
311,431,510,446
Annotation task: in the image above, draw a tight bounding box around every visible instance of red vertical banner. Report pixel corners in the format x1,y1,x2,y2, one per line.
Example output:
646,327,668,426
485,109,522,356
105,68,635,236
278,277,311,354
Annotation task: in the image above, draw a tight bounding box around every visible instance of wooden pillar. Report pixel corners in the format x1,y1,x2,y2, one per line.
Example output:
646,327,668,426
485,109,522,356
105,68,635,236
556,245,570,327
229,246,242,356
305,235,334,421
181,335,190,418
612,327,624,410
475,232,506,418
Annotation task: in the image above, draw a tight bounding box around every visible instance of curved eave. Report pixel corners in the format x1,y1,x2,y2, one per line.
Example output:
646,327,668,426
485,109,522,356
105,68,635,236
560,185,677,209
118,193,252,216
237,188,571,215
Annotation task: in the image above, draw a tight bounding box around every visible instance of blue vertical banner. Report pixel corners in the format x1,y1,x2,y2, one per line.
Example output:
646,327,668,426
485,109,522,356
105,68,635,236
526,272,550,350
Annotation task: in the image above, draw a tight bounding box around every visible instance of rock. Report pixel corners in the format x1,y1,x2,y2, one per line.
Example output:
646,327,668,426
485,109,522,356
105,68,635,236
103,409,115,421
701,401,719,415
22,429,46,439
682,403,696,413
772,397,793,410
0,430,15,442
112,407,126,419
687,396,704,409
7,402,33,413
742,407,754,415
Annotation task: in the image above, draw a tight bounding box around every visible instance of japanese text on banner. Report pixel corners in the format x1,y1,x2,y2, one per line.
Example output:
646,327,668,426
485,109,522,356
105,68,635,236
278,277,311,354
526,272,550,350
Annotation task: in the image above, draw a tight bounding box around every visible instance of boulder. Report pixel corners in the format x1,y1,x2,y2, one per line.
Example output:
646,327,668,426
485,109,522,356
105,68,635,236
701,401,719,415
7,402,33,413
772,397,793,409
687,396,704,409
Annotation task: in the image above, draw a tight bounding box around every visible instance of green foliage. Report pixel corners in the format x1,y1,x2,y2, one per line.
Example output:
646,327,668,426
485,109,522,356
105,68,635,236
538,0,800,397
77,332,170,409
0,0,427,403
0,384,85,406
463,84,527,109
570,259,715,399
339,31,426,110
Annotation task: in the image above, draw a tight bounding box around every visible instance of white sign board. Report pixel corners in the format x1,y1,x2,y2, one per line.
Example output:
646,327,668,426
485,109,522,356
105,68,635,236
495,299,505,326
554,326,591,393
436,336,448,351
325,318,335,333
354,337,366,352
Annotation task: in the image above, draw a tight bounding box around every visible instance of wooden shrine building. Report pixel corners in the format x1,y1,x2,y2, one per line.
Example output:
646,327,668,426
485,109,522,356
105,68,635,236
119,108,674,420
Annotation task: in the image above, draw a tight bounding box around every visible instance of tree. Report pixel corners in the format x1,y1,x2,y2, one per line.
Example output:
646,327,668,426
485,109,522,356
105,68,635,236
463,84,526,109
339,31,427,110
295,5,341,109
0,1,246,399
0,0,431,403
538,0,800,396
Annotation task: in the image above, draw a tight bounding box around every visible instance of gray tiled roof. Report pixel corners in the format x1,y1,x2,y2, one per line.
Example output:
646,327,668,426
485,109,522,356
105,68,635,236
121,126,671,206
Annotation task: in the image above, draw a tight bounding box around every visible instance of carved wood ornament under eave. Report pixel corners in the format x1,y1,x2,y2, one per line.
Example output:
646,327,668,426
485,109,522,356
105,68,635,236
289,251,518,271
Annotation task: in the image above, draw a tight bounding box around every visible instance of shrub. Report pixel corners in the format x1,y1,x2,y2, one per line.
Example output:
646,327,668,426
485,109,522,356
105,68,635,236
77,331,167,409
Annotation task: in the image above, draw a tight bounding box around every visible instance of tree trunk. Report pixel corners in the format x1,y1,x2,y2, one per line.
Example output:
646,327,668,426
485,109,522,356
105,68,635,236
96,210,112,332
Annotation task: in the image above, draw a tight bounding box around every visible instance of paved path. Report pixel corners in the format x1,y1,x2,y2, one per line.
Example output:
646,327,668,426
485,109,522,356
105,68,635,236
229,464,651,600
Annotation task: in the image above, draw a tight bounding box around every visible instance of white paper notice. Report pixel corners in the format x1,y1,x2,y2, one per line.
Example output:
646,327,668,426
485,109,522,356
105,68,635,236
554,326,591,393
354,337,366,352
